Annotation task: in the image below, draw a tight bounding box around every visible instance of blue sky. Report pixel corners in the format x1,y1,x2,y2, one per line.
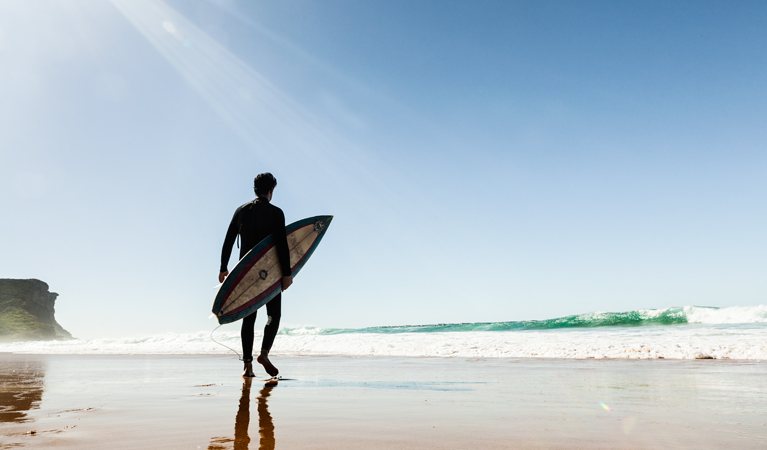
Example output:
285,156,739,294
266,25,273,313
1,0,765,338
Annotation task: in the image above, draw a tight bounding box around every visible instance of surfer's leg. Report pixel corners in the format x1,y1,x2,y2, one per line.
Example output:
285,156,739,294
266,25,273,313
257,295,281,377
241,312,257,377
262,295,282,353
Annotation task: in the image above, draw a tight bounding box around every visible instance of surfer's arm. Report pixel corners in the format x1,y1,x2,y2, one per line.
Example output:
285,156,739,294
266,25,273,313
220,208,241,274
274,209,292,278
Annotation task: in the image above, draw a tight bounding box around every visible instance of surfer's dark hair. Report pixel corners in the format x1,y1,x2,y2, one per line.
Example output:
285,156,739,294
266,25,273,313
254,172,277,196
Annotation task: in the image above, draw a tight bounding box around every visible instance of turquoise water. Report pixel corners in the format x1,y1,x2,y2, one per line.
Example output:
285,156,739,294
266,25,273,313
281,305,766,335
3,305,766,359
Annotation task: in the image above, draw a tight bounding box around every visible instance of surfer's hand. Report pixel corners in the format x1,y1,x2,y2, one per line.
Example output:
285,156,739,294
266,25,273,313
219,271,229,283
282,275,293,291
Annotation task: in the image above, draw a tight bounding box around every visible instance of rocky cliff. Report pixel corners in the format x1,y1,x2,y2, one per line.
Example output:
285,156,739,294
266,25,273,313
0,279,72,341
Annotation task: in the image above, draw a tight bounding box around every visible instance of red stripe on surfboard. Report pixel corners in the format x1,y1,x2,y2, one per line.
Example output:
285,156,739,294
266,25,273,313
290,235,315,273
288,224,320,273
222,244,274,304
222,228,319,318
223,279,283,317
221,223,315,308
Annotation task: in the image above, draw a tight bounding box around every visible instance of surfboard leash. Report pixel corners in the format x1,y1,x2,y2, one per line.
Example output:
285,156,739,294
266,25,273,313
210,324,244,361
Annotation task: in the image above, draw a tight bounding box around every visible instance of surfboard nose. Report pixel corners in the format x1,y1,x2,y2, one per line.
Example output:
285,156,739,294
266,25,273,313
323,215,333,230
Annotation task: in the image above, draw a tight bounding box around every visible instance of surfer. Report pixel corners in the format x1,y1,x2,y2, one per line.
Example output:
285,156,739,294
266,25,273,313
219,173,292,378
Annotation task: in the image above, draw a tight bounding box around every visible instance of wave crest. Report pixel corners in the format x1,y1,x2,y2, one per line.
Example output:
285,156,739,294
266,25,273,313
280,305,767,335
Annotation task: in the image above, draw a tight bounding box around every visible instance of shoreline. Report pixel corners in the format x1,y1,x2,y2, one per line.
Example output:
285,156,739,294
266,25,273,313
0,351,762,361
3,322,766,360
2,354,767,449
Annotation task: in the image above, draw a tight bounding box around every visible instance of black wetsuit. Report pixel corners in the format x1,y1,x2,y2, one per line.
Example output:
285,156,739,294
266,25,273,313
220,197,291,361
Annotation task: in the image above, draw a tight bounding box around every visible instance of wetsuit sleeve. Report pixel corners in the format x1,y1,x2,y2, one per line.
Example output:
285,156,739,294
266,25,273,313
220,207,241,273
274,208,292,277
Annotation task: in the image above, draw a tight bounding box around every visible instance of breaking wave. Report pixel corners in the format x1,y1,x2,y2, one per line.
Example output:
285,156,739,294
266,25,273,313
3,305,767,360
280,305,767,336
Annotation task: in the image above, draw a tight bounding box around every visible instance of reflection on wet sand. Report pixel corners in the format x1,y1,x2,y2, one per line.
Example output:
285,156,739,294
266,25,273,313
0,359,46,423
256,383,275,450
209,379,275,450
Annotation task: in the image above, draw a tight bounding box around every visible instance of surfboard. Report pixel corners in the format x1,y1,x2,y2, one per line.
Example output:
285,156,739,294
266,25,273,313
212,215,333,325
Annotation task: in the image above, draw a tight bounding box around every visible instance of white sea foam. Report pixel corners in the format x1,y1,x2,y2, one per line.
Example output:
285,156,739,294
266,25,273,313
684,305,767,324
3,323,767,360
277,324,767,360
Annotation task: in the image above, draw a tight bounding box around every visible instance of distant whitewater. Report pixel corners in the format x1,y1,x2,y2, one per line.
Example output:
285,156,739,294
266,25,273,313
3,305,767,360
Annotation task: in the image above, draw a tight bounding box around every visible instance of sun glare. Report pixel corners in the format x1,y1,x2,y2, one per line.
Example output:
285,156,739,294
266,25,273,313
110,0,339,174
161,20,175,34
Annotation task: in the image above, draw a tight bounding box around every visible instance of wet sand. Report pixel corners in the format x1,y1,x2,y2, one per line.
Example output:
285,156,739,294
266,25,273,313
1,354,767,449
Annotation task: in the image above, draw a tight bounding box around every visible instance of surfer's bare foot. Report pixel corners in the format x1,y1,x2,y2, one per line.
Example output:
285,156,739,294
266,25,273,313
257,354,279,377
243,362,256,378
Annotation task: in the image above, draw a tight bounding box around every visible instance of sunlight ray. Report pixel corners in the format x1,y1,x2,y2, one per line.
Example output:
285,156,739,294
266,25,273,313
110,0,352,177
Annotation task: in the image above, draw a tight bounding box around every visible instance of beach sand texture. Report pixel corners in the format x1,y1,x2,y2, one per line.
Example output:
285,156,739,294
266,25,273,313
1,354,766,449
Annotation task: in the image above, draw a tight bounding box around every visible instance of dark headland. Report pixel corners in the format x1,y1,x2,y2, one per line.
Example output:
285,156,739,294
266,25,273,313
0,279,72,342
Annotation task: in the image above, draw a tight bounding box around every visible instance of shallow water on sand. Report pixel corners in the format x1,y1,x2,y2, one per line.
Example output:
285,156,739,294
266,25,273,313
1,355,767,449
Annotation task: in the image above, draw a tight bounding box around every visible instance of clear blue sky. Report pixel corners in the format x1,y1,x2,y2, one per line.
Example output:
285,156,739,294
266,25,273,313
1,0,765,338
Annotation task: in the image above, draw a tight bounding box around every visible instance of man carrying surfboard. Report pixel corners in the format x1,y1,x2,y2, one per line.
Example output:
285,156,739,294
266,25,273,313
219,173,292,378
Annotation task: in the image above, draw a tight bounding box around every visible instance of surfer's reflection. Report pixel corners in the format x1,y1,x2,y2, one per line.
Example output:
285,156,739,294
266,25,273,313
0,358,46,423
256,383,276,450
208,378,275,450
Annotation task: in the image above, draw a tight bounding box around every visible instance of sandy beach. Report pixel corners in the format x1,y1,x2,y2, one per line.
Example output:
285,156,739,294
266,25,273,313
2,354,766,449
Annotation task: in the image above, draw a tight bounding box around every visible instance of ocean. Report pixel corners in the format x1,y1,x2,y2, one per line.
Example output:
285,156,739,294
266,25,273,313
3,305,767,360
